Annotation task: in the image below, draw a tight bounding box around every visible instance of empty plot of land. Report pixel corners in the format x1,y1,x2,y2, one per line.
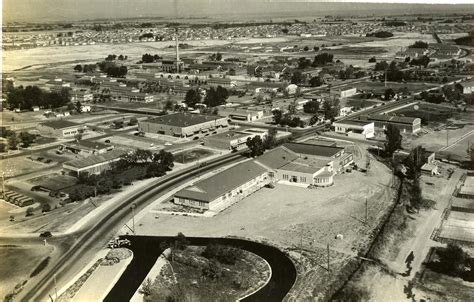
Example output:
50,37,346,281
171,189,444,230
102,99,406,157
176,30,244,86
0,244,54,296
105,134,166,150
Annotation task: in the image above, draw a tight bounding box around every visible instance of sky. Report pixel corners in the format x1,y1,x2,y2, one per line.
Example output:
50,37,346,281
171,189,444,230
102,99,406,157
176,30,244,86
3,0,474,23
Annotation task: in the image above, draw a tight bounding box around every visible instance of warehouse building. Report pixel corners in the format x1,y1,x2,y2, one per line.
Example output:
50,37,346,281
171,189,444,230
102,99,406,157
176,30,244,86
366,114,421,134
138,113,229,138
218,107,264,122
63,149,127,176
174,160,270,211
333,119,375,139
38,120,86,138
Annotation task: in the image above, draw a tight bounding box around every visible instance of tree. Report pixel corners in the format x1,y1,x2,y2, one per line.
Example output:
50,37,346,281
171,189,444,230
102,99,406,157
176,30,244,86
7,132,18,150
405,146,424,180
42,203,52,213
303,100,320,114
75,101,82,113
19,132,35,148
434,244,469,277
309,115,320,126
408,40,428,49
264,128,278,150
74,64,83,72
290,70,304,84
309,76,323,87
368,57,376,63
272,109,283,124
312,53,334,67
313,46,320,52
287,101,297,115
153,150,174,170
202,259,223,280
174,232,189,250
164,99,174,111
26,207,34,217
409,178,423,210
322,98,339,120
129,117,138,126
184,89,201,108
204,86,228,107
139,278,153,297
246,136,266,157
384,124,402,157
303,46,309,51
384,88,395,100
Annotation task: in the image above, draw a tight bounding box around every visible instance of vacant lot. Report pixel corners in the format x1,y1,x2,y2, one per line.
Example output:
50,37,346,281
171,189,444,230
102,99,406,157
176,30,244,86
0,244,54,297
344,98,380,110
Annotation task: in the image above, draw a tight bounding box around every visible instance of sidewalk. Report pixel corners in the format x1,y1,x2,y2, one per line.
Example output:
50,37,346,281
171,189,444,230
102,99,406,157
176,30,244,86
72,250,133,302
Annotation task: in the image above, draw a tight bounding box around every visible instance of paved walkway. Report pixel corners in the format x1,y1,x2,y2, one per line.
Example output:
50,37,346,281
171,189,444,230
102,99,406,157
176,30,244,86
72,251,133,302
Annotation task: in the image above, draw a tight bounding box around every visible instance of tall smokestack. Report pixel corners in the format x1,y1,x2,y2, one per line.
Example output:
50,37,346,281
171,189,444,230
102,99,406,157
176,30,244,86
175,28,179,62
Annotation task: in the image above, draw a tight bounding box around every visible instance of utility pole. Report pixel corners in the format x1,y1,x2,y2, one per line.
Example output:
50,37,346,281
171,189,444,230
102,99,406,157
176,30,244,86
299,225,304,251
131,203,136,235
54,273,58,301
446,128,449,147
1,172,5,199
365,198,368,224
327,243,331,273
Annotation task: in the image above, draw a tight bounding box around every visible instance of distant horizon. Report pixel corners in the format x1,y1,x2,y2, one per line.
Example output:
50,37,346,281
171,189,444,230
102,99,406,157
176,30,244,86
3,0,474,24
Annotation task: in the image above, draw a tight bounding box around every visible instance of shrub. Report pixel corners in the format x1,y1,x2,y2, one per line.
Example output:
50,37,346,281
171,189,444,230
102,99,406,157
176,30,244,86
25,207,34,217
202,244,243,265
41,203,51,213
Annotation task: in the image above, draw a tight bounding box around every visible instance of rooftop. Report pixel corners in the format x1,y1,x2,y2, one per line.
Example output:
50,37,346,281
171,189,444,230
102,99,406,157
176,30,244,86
63,149,126,169
282,142,343,158
64,140,109,151
174,160,268,203
143,113,226,128
334,119,374,127
367,114,420,125
41,120,81,129
255,147,299,170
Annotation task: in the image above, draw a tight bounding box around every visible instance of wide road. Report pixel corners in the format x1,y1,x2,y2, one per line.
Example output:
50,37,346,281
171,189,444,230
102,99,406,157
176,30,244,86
16,152,245,301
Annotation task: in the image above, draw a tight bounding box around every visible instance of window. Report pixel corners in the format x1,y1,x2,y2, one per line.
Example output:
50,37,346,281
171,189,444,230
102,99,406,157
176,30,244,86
283,174,289,180
300,176,306,183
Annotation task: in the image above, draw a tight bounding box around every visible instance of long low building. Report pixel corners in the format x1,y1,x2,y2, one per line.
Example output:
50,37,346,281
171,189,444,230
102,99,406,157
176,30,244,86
63,149,127,176
333,119,375,139
366,114,421,134
38,120,86,138
138,112,229,138
218,107,264,122
174,160,270,211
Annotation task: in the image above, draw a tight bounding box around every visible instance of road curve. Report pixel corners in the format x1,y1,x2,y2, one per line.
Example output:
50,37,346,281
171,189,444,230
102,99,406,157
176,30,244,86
104,236,297,302
19,152,246,301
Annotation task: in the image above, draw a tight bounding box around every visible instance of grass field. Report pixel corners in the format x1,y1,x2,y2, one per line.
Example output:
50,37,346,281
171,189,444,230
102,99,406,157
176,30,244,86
345,98,380,109
0,244,54,297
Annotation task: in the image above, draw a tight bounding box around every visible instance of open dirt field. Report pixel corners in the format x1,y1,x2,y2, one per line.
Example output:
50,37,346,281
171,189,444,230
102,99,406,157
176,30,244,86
0,244,54,297
2,39,232,72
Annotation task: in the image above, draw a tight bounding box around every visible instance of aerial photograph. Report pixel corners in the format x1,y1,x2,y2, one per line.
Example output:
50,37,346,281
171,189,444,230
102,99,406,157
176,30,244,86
1,0,473,301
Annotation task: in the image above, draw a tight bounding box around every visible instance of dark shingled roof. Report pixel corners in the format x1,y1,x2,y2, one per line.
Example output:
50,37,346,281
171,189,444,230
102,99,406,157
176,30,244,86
254,147,298,169
41,120,80,129
174,160,268,203
282,142,343,158
63,149,126,169
143,113,225,128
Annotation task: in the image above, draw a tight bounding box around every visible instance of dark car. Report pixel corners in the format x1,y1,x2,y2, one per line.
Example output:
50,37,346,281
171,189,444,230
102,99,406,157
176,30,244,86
39,231,52,238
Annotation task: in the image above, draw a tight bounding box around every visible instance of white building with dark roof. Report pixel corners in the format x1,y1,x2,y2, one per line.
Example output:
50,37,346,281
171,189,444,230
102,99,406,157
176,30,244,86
38,120,86,138
174,160,270,211
138,113,229,138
